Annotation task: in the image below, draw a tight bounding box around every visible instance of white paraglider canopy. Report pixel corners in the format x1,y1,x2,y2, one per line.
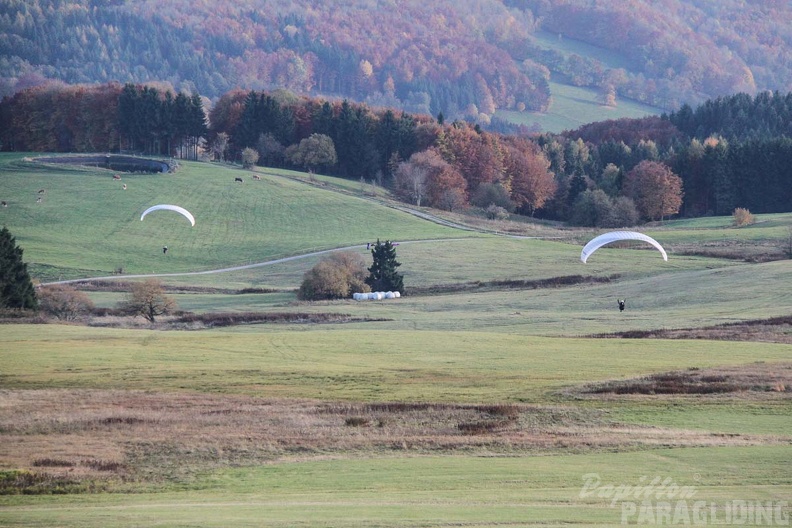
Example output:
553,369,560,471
140,204,195,227
581,231,667,263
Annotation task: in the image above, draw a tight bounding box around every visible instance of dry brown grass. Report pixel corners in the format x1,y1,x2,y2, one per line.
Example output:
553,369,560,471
674,240,786,262
84,311,388,330
408,274,617,296
575,363,792,396
69,280,282,295
596,315,792,344
1,388,784,493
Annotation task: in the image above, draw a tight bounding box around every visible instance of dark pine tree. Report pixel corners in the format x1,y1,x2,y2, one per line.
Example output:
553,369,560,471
376,109,400,178
0,226,37,310
704,140,735,216
188,93,208,160
117,83,139,152
366,239,404,294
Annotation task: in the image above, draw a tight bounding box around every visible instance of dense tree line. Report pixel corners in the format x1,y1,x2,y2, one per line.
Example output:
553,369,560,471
4,0,792,122
118,84,207,158
4,82,792,224
0,82,206,157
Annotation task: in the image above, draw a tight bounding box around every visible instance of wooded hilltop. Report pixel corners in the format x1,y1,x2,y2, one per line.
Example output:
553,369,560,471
2,0,792,122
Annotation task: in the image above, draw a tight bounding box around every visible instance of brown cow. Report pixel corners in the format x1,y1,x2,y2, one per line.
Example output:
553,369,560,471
252,174,261,180
112,174,122,180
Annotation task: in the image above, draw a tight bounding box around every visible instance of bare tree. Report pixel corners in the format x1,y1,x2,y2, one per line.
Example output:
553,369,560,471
212,132,229,162
38,285,94,320
121,279,176,323
393,161,429,207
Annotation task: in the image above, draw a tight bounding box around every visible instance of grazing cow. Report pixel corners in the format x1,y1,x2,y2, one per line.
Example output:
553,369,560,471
122,184,127,190
112,174,121,180
618,299,626,312
252,174,261,180
235,177,244,183
163,246,168,255
37,189,45,194
1,200,6,207
36,197,42,203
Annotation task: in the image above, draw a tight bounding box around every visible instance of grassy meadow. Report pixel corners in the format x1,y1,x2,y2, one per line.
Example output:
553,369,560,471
497,80,661,134
0,153,790,526
498,30,662,133
0,154,475,281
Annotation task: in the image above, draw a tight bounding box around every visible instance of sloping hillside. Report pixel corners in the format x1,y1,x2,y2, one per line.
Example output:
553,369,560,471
0,155,478,280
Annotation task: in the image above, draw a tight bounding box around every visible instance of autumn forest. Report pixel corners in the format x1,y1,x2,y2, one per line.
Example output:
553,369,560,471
3,0,792,225
4,81,792,226
3,0,792,120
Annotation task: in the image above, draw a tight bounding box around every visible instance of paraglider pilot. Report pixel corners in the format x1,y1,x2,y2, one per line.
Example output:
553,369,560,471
618,299,625,312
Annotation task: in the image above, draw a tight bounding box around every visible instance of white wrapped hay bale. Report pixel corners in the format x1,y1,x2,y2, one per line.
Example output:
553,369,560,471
393,291,401,298
385,291,395,299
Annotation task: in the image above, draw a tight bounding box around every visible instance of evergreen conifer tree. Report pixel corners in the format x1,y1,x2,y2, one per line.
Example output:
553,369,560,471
0,226,37,310
366,239,404,293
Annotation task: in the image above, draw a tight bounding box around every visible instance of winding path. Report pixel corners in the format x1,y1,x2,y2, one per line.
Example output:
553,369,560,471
42,242,407,286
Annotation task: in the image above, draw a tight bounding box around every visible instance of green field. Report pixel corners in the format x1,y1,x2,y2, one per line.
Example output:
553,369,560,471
0,154,790,526
0,154,474,281
498,81,661,134
1,448,789,527
499,30,662,133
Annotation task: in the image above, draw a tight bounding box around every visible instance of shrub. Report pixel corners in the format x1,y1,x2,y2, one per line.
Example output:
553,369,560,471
298,252,370,301
471,182,514,211
610,196,640,227
119,279,176,322
240,147,259,168
285,133,337,171
38,284,94,320
570,191,639,227
485,204,510,220
732,207,755,227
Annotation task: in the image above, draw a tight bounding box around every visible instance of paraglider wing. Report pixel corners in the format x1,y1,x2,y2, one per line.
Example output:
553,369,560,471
581,231,667,263
140,204,195,227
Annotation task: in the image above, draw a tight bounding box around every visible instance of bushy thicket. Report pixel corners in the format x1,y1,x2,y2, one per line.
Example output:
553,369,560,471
298,252,370,301
732,207,755,227
37,284,94,320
